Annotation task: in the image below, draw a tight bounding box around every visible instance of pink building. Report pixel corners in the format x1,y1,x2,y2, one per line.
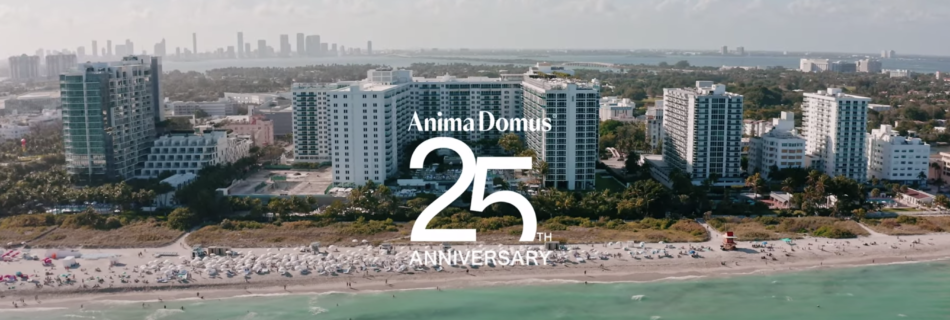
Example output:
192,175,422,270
223,115,274,146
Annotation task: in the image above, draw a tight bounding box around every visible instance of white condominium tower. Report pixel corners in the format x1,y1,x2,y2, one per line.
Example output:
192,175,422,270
327,69,413,184
296,69,524,178
61,55,161,181
522,77,600,190
801,88,870,182
866,124,930,183
662,81,744,185
292,82,353,163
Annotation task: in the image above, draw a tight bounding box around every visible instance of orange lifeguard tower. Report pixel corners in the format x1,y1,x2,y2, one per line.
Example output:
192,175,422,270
721,231,737,250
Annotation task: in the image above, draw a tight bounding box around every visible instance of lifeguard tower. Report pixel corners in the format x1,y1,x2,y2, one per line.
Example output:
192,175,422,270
721,231,737,250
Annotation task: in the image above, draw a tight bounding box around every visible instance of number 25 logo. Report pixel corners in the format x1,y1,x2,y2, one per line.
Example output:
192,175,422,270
410,137,538,242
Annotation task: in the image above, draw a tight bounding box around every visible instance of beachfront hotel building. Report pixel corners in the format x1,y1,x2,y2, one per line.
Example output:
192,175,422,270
801,88,870,182
748,112,806,179
522,77,600,190
866,124,930,184
327,68,413,184
61,55,162,181
661,81,744,185
139,130,251,178
292,82,352,163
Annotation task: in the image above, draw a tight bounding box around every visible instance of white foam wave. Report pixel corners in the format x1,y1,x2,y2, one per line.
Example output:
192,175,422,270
231,293,292,298
309,307,328,315
0,307,68,313
240,311,258,320
630,295,645,301
145,309,183,320
785,296,793,301
650,316,662,320
63,314,96,319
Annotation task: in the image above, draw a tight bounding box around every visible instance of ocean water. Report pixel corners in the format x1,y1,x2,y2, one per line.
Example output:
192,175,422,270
4,262,948,320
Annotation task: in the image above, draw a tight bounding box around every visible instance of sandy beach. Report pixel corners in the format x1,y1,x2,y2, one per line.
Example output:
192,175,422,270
1,224,948,311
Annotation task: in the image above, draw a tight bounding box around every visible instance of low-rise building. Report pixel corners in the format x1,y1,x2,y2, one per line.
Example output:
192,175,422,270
749,112,806,179
868,104,892,112
153,173,197,208
224,92,279,105
139,130,251,178
220,114,274,146
743,119,773,137
599,96,636,121
866,124,930,184
167,99,240,117
897,188,934,208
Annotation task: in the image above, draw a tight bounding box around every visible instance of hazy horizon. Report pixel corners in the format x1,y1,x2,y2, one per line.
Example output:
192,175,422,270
1,0,949,58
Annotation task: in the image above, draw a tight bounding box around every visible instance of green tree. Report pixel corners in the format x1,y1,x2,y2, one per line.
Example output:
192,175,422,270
167,207,196,230
674,60,690,68
498,133,524,154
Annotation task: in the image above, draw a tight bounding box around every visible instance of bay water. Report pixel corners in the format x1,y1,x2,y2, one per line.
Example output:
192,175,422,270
4,261,948,320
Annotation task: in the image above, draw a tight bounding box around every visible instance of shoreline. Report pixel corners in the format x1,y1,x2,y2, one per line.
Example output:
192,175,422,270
2,245,948,312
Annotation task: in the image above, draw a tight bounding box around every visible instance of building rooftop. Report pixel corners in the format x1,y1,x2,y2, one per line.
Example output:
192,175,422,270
522,78,597,91
805,88,871,100
161,173,197,188
903,188,934,200
869,125,928,146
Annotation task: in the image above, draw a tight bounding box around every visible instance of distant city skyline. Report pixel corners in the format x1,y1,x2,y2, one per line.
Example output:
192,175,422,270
1,0,949,58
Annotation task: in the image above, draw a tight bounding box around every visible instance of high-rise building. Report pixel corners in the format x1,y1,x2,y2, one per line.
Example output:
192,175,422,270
320,43,329,55
227,46,235,59
736,46,744,56
339,45,346,56
92,41,98,57
61,55,161,181
150,56,164,122
749,112,806,179
244,43,251,57
107,40,113,57
237,32,244,58
523,77,599,190
857,59,882,73
8,55,41,80
153,39,166,57
296,33,305,56
76,47,86,59
45,54,77,79
291,82,353,163
331,44,337,56
801,88,870,182
828,61,857,73
306,35,321,56
192,33,197,56
280,34,290,57
125,39,134,57
367,41,373,55
257,40,267,58
720,46,728,55
662,81,744,185
866,124,929,184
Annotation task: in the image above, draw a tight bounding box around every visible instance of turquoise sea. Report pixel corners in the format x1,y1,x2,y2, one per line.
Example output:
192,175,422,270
4,262,949,320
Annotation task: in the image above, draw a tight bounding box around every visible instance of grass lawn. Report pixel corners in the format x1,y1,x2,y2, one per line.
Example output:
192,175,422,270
596,175,627,192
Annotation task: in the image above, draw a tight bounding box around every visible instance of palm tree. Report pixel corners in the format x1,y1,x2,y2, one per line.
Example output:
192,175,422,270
918,171,928,186
781,177,794,194
934,177,946,193
745,172,763,200
870,188,881,198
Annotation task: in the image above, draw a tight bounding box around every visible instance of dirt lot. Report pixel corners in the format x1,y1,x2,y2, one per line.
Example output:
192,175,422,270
0,227,52,245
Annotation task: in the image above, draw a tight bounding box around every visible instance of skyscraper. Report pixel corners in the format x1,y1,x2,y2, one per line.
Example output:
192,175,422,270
662,81,744,185
153,39,166,57
736,46,744,56
8,55,41,80
125,39,134,57
296,33,305,56
92,41,98,57
61,55,161,180
237,32,244,58
107,40,112,57
720,46,728,55
306,35,321,56
192,33,197,56
320,43,329,54
257,40,267,58
46,54,77,79
331,43,337,55
802,88,870,182
244,43,251,56
76,47,86,59
280,34,290,57
367,41,373,55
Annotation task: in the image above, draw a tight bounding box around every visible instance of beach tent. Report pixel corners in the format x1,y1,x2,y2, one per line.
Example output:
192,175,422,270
62,256,77,267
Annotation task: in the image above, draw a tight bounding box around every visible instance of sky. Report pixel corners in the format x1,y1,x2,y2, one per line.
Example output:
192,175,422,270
1,0,949,58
